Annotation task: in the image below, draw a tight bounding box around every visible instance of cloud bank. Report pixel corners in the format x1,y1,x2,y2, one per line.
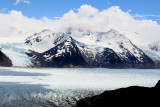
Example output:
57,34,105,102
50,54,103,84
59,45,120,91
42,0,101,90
0,5,160,43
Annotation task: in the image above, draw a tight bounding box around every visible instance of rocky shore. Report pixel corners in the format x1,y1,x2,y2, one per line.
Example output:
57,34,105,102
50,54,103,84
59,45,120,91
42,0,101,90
76,80,160,107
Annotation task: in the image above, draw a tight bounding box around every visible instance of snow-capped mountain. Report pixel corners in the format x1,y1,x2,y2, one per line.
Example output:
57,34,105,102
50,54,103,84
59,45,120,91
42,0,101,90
27,36,88,67
24,29,69,53
75,29,145,60
25,28,155,68
0,27,159,68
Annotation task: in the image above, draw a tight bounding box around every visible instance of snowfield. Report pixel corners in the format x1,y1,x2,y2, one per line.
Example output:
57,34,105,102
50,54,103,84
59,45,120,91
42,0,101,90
0,67,160,107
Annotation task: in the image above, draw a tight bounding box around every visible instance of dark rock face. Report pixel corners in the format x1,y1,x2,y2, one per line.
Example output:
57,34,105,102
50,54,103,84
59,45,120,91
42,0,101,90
0,50,12,67
93,48,124,68
76,80,160,107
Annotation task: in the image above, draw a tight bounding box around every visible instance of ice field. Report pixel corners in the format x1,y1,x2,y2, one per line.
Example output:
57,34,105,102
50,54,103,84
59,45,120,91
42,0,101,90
0,67,160,106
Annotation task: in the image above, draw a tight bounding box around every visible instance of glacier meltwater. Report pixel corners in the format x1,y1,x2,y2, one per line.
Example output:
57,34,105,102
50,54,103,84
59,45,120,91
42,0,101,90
0,67,160,107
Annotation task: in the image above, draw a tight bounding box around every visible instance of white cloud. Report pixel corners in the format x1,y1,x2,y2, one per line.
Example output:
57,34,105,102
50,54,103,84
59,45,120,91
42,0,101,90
0,5,160,43
23,0,30,4
127,9,132,13
0,10,55,42
53,17,61,19
14,0,30,6
14,0,20,5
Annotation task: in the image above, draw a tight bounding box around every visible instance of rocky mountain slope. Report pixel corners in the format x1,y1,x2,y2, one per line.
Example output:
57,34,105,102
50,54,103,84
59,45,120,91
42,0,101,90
24,28,155,68
0,49,12,67
76,80,160,107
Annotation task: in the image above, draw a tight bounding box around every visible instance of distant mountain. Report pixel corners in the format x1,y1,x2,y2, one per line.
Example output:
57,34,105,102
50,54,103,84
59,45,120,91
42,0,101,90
25,28,155,68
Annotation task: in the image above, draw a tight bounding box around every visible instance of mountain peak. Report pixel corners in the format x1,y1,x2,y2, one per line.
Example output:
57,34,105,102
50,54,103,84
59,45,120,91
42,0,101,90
95,29,125,42
108,29,118,32
106,29,124,38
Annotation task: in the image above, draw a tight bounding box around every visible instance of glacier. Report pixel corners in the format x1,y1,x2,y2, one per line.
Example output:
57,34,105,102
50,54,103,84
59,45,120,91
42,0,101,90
0,67,160,106
0,43,32,67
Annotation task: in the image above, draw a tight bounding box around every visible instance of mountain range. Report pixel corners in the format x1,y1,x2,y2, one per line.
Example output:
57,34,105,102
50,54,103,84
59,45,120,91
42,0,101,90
0,28,160,68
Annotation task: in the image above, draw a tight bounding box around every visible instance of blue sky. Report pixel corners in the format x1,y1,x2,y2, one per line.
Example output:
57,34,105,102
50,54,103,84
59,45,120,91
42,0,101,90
0,0,160,23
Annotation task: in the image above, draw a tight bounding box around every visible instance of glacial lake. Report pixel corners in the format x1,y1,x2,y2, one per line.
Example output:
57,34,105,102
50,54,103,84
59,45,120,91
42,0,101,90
0,67,160,106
